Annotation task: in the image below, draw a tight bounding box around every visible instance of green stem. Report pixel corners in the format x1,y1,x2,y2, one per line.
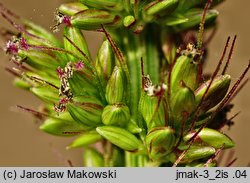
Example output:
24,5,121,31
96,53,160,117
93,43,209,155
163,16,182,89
103,141,111,167
137,155,148,167
141,24,161,84
122,31,142,123
125,151,132,167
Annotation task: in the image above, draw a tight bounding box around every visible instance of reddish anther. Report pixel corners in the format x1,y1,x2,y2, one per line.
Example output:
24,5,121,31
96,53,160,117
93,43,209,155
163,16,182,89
5,40,18,54
63,16,72,27
56,67,65,78
20,37,29,50
74,61,84,70
59,98,68,104
204,144,224,167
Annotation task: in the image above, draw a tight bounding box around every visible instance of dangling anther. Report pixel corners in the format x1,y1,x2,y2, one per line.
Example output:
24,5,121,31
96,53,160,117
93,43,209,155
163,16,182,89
51,9,71,32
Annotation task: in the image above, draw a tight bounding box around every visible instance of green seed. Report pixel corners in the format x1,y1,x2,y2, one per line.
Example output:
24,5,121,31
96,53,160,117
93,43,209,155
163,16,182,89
31,86,59,104
71,9,116,30
170,81,195,131
145,0,179,16
186,160,217,167
67,103,103,127
105,66,127,104
25,71,60,88
73,96,103,106
184,128,235,149
22,33,67,62
13,78,31,90
181,146,216,163
171,81,195,113
125,119,142,134
68,71,100,99
95,40,115,87
146,127,176,161
80,0,121,8
67,131,103,149
195,75,231,111
102,103,130,126
64,26,90,61
162,15,188,26
171,54,198,92
174,9,218,31
96,126,141,151
23,20,62,48
40,112,89,136
80,0,123,11
139,93,166,130
58,2,88,16
19,50,59,72
123,15,136,27
175,0,202,12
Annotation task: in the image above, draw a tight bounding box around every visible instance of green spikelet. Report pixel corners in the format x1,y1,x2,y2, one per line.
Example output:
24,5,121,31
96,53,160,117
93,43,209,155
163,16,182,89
105,66,127,104
146,127,176,161
64,26,91,61
102,103,130,126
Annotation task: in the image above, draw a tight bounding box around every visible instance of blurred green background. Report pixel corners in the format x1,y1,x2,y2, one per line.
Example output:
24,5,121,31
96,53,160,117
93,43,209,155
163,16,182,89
0,0,249,166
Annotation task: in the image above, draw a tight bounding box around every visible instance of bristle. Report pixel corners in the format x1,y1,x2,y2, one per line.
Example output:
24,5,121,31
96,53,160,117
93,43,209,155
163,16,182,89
173,125,202,166
150,95,163,126
227,78,249,104
173,112,188,151
0,11,43,40
226,157,237,167
225,149,235,165
5,67,21,77
64,35,91,62
67,160,74,167
50,143,74,167
16,105,48,119
101,25,127,71
0,2,20,19
26,75,59,89
197,0,213,50
12,58,32,72
204,144,224,167
216,61,250,111
216,150,225,166
222,35,237,75
173,141,191,167
220,111,240,130
167,63,173,96
141,57,145,89
27,44,81,60
163,97,169,126
101,25,131,104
